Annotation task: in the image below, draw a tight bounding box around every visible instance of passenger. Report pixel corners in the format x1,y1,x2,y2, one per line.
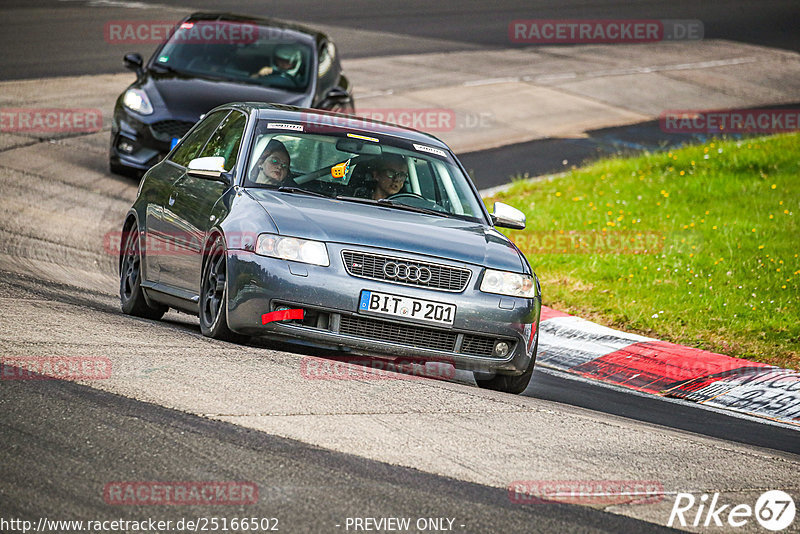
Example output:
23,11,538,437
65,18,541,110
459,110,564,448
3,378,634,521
367,154,408,200
251,139,292,185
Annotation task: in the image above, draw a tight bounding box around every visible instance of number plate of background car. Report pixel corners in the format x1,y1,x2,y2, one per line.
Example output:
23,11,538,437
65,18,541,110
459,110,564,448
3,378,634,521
359,290,456,326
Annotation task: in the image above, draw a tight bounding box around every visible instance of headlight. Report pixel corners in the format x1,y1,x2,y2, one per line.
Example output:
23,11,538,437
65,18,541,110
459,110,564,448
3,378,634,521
122,88,153,115
256,234,329,267
480,269,536,298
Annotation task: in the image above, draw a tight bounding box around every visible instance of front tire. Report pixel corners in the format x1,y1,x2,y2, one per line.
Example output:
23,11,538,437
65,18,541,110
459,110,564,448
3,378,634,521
119,227,167,320
475,336,537,394
199,236,244,342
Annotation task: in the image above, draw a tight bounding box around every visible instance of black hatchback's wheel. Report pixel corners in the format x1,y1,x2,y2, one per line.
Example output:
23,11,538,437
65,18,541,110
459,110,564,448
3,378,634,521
199,236,243,342
475,336,537,395
120,227,167,320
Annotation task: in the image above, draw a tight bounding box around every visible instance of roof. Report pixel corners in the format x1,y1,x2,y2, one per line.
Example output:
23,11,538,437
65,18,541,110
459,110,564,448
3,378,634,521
229,103,451,149
185,12,327,44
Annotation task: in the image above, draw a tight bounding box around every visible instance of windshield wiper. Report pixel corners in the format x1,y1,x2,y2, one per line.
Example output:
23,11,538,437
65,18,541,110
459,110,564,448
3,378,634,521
277,186,331,199
150,63,180,74
335,196,447,217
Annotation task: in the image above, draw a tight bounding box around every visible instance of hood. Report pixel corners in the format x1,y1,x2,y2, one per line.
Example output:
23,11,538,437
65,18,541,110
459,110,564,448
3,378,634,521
247,190,524,272
141,71,311,121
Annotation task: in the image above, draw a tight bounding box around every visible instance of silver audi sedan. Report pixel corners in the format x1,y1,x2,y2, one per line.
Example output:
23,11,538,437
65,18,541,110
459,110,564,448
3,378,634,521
119,103,541,393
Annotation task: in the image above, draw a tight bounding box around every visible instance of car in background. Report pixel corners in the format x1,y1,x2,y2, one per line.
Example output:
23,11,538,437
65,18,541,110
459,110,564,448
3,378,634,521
110,13,354,177
118,103,541,394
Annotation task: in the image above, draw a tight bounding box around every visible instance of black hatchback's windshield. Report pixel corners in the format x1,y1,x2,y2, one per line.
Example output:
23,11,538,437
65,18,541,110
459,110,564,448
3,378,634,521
153,21,312,91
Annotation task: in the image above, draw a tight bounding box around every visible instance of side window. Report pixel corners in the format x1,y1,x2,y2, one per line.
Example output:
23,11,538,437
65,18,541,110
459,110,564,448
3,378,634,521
197,111,247,171
169,111,228,167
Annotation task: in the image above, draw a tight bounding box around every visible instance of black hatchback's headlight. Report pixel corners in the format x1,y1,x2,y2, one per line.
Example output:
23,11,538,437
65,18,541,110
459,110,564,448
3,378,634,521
122,88,153,115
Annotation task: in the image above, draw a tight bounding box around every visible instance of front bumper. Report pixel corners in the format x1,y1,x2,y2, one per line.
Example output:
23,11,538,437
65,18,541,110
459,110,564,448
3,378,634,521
109,105,196,171
225,244,541,375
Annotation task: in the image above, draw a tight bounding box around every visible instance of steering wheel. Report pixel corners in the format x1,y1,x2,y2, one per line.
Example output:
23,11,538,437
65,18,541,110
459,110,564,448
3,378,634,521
387,192,427,202
387,192,446,212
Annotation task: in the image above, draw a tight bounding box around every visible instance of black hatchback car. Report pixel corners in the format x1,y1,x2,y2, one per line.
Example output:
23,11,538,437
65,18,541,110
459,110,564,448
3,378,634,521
110,13,354,176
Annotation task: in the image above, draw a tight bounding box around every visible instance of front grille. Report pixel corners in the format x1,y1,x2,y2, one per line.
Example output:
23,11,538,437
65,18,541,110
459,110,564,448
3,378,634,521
151,120,195,141
461,334,497,356
338,315,512,358
339,315,457,352
342,251,471,292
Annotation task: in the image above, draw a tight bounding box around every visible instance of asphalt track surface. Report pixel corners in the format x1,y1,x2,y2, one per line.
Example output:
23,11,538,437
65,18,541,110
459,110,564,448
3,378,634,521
1,2,799,533
2,375,676,533
1,0,798,80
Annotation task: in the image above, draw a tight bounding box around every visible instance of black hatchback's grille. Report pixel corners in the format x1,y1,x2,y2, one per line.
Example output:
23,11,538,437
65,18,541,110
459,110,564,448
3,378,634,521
342,251,471,292
151,120,195,141
339,315,457,352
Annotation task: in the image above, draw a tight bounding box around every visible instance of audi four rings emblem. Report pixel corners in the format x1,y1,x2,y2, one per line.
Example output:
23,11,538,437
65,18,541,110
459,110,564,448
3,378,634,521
383,262,432,283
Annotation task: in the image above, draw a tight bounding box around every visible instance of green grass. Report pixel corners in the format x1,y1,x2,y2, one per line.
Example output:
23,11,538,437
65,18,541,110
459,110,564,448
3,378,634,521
487,133,800,369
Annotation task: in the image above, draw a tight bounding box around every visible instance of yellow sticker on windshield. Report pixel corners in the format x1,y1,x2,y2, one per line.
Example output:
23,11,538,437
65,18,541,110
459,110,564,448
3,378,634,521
331,159,351,180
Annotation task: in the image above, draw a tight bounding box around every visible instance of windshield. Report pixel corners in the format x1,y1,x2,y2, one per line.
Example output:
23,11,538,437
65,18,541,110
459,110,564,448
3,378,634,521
243,121,487,223
153,21,312,91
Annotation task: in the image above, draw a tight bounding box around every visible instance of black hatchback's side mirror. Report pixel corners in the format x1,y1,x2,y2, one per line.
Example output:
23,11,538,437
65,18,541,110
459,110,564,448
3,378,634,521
322,87,352,111
123,53,144,72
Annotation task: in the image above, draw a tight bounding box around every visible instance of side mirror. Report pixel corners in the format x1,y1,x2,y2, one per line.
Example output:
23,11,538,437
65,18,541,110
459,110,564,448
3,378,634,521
123,53,144,72
322,87,351,110
491,202,526,229
187,157,230,183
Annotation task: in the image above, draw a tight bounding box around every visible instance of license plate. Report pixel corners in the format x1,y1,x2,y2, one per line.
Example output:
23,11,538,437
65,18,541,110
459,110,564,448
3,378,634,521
359,290,456,326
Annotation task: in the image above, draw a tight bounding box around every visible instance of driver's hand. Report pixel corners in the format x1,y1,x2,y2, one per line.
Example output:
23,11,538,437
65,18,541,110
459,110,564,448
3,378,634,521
251,66,273,78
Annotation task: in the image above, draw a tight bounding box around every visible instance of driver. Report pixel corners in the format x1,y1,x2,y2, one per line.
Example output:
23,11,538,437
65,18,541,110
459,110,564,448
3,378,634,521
369,154,408,200
253,44,303,87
